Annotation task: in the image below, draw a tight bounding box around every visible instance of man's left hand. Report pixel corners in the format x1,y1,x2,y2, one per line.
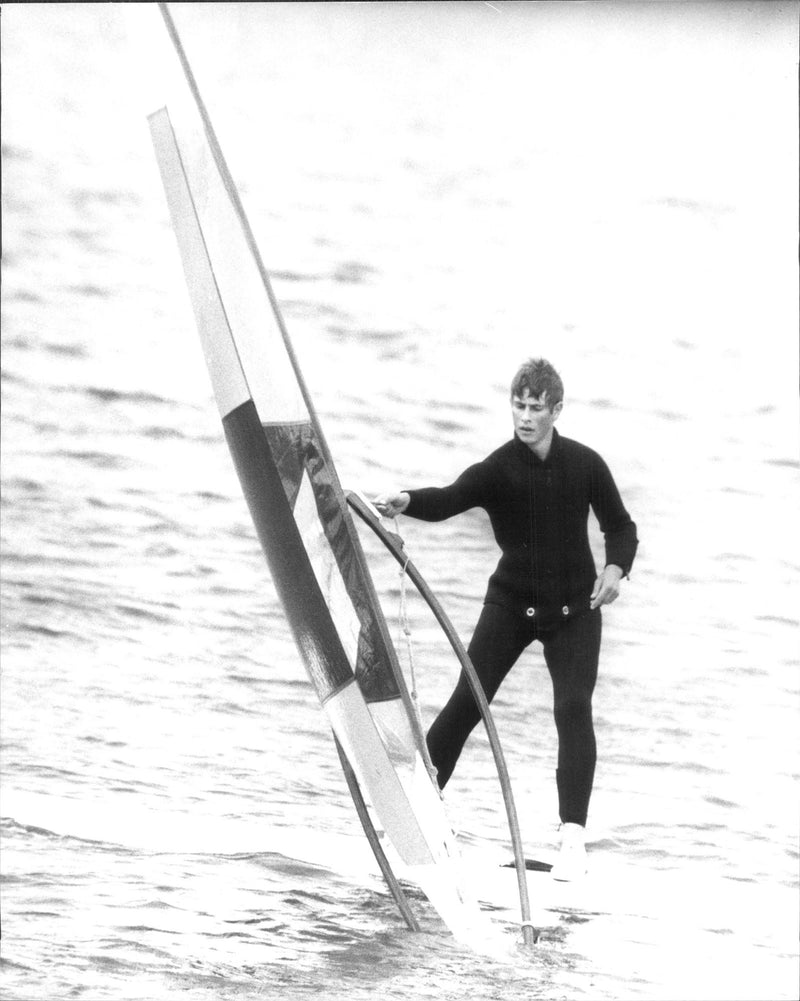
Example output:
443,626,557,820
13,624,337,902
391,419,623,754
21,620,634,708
590,565,624,609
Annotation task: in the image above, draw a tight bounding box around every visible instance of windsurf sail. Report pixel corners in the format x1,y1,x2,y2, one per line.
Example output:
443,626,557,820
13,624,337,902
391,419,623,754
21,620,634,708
146,2,530,948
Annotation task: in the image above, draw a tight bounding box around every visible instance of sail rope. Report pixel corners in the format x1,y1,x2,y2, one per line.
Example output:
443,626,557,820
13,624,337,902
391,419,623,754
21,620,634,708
390,517,439,785
391,518,420,704
394,536,418,693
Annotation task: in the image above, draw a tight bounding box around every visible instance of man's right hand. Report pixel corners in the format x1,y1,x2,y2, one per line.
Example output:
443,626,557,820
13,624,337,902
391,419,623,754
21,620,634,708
372,492,411,518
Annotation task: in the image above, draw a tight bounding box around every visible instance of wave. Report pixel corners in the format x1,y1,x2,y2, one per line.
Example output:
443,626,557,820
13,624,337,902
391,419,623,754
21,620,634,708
1,816,134,855
60,450,132,470
271,269,324,283
0,143,32,162
331,261,377,285
82,386,172,406
113,603,175,625
141,425,188,440
43,341,88,358
66,282,108,299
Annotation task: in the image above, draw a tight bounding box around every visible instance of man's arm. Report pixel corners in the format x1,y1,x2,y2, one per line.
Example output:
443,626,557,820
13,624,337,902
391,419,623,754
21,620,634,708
374,461,488,523
590,454,638,578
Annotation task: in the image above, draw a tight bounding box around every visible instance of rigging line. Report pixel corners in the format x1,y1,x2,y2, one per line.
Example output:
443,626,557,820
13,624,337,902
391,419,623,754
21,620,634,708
392,519,418,699
391,517,439,786
392,529,441,788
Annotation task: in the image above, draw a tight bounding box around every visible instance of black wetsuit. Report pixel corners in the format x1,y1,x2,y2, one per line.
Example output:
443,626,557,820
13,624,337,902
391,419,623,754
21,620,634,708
405,429,638,825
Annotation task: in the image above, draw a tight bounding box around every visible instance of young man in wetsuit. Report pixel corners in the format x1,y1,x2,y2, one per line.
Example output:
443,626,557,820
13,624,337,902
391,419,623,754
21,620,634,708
373,358,638,881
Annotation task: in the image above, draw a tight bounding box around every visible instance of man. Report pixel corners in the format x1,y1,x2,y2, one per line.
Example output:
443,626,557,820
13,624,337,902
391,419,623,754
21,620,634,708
374,358,638,880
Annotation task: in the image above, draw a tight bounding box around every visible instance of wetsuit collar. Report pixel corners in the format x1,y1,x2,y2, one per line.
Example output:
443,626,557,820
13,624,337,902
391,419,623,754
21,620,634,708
513,426,561,465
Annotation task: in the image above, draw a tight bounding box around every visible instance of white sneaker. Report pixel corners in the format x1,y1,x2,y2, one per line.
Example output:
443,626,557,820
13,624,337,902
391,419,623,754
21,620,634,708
551,822,587,882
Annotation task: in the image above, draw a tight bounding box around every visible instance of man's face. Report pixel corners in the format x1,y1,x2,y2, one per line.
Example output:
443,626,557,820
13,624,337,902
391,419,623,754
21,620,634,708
511,389,562,451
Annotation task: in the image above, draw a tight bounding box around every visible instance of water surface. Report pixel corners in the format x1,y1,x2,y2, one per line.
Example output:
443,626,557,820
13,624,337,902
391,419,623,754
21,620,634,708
2,4,798,999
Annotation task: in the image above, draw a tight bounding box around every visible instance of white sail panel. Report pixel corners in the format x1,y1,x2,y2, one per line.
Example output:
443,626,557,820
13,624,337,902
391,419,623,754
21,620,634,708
325,681,441,868
148,108,250,419
294,471,362,668
163,79,307,425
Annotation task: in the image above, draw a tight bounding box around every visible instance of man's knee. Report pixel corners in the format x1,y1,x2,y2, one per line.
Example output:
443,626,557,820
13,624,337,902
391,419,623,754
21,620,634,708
554,692,593,729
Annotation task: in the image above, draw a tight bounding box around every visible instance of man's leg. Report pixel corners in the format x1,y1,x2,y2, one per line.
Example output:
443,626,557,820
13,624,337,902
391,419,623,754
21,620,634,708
541,609,602,826
426,603,532,789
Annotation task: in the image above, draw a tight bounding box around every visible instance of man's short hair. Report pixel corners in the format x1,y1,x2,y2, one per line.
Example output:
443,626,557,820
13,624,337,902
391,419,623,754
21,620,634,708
510,358,564,410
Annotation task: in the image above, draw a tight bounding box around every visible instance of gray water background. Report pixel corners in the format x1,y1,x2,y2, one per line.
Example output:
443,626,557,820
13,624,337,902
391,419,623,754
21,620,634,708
2,3,798,999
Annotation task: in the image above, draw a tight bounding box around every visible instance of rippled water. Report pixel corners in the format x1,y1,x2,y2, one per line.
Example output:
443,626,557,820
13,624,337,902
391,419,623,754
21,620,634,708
2,4,798,999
